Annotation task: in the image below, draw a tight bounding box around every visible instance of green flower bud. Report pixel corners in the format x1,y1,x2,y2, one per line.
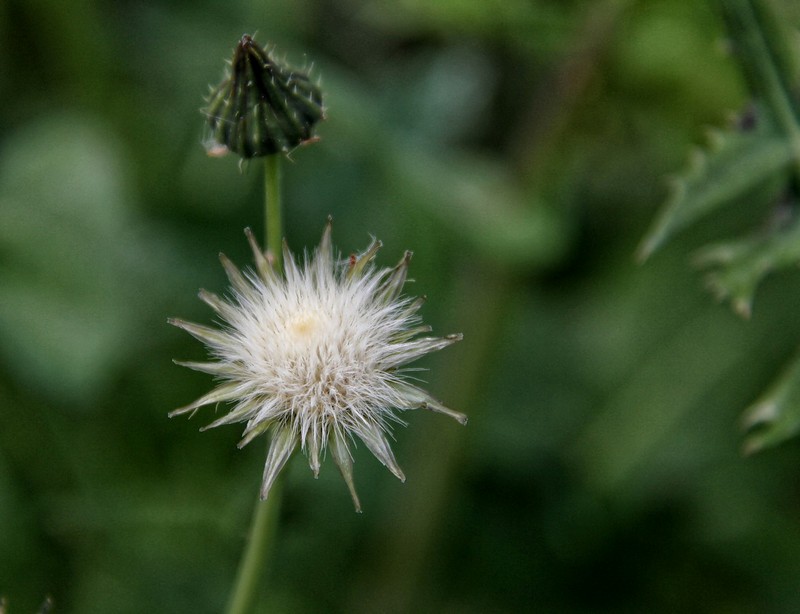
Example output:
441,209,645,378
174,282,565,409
203,34,324,158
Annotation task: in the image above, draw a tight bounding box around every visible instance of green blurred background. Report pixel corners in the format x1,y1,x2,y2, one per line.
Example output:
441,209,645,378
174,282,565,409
2,0,800,611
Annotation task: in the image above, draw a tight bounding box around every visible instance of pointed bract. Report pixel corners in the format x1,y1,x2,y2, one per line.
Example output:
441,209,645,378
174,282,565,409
198,289,239,320
392,380,469,425
330,428,361,512
168,381,244,418
244,227,275,283
173,359,238,377
261,427,298,501
347,238,382,279
378,251,412,304
219,253,251,296
357,422,406,482
168,318,232,348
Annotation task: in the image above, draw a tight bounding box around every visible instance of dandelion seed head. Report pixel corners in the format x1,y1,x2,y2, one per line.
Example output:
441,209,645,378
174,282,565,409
171,221,465,511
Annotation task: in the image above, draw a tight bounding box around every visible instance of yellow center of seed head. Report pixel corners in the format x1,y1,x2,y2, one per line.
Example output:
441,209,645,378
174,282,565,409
286,310,322,342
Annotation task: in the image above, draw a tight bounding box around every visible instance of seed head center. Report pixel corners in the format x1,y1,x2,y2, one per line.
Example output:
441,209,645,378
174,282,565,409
286,310,324,343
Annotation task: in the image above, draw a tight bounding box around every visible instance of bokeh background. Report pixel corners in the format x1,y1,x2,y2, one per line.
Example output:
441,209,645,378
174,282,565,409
3,0,800,611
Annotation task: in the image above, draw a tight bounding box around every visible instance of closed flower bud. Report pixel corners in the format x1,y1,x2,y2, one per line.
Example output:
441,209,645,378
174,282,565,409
203,34,324,158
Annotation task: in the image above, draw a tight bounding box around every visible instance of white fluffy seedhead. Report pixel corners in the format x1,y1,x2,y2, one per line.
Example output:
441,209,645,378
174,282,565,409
171,220,465,511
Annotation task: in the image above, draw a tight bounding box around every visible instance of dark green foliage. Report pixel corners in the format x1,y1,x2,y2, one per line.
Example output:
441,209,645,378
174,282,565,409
3,0,800,612
640,0,800,452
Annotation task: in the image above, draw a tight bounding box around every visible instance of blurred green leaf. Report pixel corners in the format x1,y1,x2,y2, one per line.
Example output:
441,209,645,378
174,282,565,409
694,211,800,317
393,147,569,269
638,0,800,455
637,121,792,261
741,351,800,454
358,0,573,54
639,0,800,261
571,307,745,495
324,70,571,270
6,0,800,610
0,114,184,405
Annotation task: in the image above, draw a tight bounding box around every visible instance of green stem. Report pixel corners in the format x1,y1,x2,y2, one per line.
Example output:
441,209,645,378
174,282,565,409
225,155,285,614
225,479,283,614
265,155,283,269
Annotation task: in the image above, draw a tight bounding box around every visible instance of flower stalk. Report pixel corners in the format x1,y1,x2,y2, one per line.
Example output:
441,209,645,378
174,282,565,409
224,152,285,614
225,479,283,614
265,156,282,268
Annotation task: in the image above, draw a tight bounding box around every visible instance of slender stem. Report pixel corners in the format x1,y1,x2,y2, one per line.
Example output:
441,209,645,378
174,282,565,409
224,155,285,614
225,479,283,614
265,155,283,269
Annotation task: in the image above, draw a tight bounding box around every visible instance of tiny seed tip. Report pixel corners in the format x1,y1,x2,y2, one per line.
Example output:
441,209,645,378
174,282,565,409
168,405,197,419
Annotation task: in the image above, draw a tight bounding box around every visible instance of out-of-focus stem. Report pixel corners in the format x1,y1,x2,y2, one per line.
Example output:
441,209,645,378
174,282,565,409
225,479,283,614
